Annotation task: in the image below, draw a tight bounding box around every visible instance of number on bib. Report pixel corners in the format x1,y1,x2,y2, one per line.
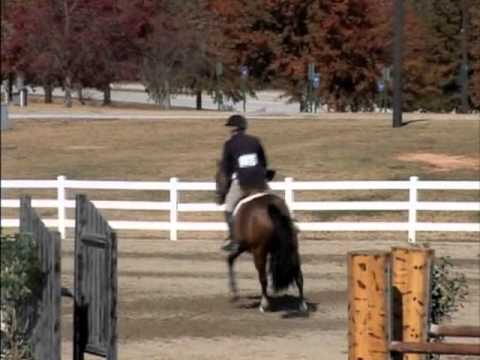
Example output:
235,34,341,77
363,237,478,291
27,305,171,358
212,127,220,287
238,154,258,168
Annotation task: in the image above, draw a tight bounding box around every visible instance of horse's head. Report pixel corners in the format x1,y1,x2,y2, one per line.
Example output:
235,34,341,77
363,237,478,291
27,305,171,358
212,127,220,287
215,160,229,205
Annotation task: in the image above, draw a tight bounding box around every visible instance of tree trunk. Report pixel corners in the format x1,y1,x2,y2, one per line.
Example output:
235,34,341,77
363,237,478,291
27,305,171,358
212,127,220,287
64,74,72,108
16,72,25,90
161,80,171,109
103,84,112,105
77,86,85,105
7,73,14,101
196,90,202,110
392,0,404,127
44,83,53,103
459,0,470,113
300,99,306,112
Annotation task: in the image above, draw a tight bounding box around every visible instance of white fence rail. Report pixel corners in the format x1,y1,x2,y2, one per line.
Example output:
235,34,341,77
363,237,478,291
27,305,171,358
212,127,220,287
1,176,479,242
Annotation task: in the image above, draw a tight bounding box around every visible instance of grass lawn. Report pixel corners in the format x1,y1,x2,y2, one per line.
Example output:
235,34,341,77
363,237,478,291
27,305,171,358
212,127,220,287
2,116,479,181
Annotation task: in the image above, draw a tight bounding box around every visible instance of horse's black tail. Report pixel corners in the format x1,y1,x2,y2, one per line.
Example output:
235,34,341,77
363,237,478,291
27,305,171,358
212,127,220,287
268,204,300,292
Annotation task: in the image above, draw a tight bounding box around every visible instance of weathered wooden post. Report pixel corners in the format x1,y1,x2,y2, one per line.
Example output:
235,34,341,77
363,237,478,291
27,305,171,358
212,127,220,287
20,195,62,360
348,251,391,360
391,247,434,360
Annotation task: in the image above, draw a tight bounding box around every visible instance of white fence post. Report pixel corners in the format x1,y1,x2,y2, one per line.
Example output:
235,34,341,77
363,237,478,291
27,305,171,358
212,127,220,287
408,176,418,243
170,177,178,241
285,177,294,216
57,175,66,239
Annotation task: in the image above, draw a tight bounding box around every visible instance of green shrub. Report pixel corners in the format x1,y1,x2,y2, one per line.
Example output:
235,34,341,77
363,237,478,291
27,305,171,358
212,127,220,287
428,256,469,360
1,233,41,360
430,256,469,325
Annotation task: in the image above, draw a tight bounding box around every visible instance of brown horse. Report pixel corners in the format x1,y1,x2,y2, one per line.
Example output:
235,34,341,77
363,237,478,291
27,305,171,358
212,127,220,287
215,164,307,312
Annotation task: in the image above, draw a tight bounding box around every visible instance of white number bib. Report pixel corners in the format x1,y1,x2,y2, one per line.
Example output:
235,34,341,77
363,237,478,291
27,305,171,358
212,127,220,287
238,153,258,168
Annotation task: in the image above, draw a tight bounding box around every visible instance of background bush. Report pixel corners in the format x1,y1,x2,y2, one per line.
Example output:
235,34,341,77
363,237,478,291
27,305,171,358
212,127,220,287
430,256,469,325
428,256,469,360
0,233,41,360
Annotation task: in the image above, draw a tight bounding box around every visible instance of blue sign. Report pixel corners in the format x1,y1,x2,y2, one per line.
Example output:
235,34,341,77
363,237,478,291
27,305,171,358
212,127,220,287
377,80,385,92
240,66,249,78
313,74,320,89
308,63,315,81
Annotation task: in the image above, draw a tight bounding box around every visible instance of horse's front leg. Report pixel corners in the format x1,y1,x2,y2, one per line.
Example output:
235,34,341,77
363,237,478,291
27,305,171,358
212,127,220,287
227,246,244,301
295,267,308,312
254,252,269,312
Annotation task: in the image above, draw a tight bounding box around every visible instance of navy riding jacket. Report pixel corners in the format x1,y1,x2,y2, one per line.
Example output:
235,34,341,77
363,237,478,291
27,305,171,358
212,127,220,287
221,131,268,188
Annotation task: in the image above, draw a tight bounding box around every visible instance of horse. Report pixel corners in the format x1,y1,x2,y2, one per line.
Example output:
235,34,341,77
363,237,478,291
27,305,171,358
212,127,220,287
215,164,307,313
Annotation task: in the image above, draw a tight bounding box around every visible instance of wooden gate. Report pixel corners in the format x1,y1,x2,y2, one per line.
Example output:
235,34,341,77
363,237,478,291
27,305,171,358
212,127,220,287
19,195,61,360
74,194,117,360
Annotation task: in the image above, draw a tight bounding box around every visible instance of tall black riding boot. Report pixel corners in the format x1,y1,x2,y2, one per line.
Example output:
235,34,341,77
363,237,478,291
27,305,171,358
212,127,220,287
222,211,236,252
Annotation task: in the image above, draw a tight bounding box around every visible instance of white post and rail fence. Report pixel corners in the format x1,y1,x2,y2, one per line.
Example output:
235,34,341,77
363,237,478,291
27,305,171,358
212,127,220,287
1,176,479,242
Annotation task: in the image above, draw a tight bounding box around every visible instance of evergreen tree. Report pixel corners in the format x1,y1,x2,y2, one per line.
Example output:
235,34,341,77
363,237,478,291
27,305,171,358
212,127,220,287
407,0,464,111
308,0,388,111
470,0,480,109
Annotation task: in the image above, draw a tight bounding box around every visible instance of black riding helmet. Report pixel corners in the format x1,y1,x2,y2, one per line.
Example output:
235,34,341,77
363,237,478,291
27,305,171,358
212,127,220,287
225,114,247,130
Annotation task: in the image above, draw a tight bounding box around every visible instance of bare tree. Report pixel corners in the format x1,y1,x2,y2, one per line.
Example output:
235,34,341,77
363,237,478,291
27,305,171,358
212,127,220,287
139,0,219,109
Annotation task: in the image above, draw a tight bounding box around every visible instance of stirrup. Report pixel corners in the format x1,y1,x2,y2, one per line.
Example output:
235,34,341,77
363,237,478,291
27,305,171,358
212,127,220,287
221,239,237,252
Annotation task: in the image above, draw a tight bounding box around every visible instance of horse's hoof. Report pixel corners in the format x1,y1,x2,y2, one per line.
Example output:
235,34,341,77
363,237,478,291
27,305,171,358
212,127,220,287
259,297,270,312
230,295,239,303
299,300,308,313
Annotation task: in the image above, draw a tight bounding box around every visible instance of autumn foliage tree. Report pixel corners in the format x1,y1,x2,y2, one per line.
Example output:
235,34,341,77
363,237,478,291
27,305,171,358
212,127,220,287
2,0,478,111
3,0,93,106
74,0,138,104
403,0,476,112
212,0,390,111
3,0,135,106
401,1,444,112
307,0,389,111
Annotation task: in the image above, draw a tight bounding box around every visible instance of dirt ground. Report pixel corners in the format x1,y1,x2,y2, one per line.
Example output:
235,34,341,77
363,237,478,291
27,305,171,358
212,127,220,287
3,106,478,358
57,238,479,360
397,153,479,173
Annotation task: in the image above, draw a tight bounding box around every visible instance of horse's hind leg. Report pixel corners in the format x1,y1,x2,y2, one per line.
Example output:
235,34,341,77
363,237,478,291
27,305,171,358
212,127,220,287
253,252,270,312
227,246,245,301
295,267,308,312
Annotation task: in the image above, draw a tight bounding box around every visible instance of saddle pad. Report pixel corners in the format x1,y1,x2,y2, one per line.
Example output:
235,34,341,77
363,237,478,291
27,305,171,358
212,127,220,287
233,192,270,217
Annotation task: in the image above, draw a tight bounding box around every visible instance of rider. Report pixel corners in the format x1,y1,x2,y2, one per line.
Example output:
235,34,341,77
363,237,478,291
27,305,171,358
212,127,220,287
220,114,269,251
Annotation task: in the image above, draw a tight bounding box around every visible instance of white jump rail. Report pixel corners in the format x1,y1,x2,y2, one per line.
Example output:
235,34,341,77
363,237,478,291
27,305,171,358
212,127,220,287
1,176,479,242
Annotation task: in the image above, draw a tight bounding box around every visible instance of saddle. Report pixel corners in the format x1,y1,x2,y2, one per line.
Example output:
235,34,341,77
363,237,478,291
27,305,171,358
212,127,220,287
231,168,276,217
232,192,270,217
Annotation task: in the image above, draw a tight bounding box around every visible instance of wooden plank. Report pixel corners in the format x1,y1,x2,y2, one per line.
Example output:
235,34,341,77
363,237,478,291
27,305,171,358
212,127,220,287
348,253,368,360
101,244,107,345
390,341,480,355
84,344,107,357
367,253,391,360
108,231,118,360
348,252,390,360
19,195,62,360
53,230,62,360
86,246,95,345
405,250,432,343
430,325,480,338
74,194,117,359
74,194,86,360
391,247,434,360
19,195,32,234
81,233,107,248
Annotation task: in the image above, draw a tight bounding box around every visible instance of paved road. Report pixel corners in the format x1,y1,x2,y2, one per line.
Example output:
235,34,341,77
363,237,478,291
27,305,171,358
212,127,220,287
6,84,478,121
27,84,304,113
